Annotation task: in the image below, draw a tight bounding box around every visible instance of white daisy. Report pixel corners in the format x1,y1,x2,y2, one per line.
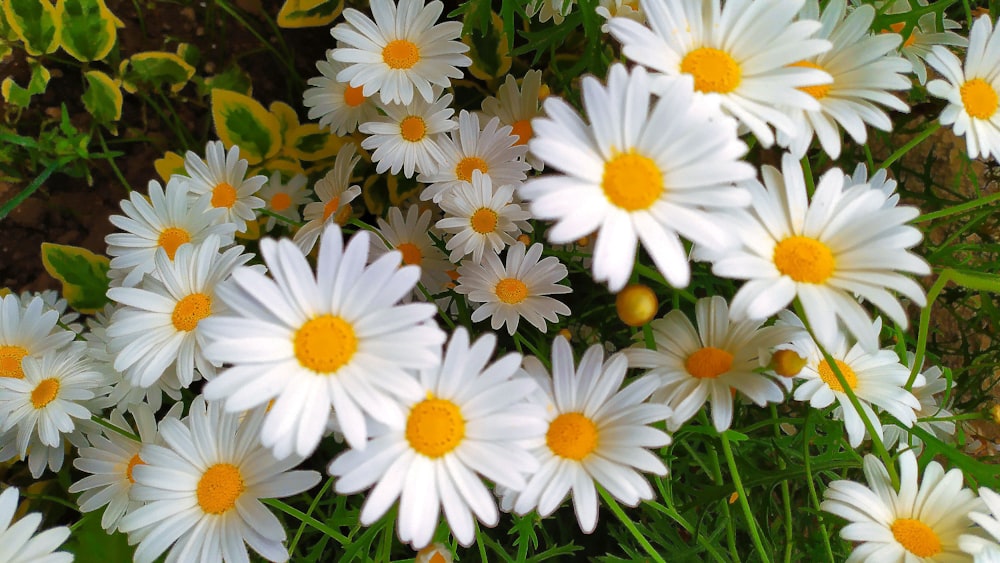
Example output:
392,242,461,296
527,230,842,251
304,52,380,135
926,16,1000,161
418,110,530,203
0,294,77,380
328,328,546,549
0,486,72,563
106,178,237,287
177,140,267,233
330,0,471,105
596,0,644,34
506,336,672,533
370,205,452,297
882,0,967,85
201,224,446,459
960,488,1000,561
527,0,574,24
883,357,956,453
480,71,546,170
119,396,321,563
625,295,805,432
793,317,923,449
16,290,81,334
106,235,254,389
709,154,929,351
257,172,310,232
293,143,363,255
776,0,911,159
436,170,532,264
822,449,982,562
360,91,457,178
521,63,754,292
608,0,833,147
454,242,571,335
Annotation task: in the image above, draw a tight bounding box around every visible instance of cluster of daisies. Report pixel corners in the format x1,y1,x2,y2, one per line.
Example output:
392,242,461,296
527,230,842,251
4,0,1000,560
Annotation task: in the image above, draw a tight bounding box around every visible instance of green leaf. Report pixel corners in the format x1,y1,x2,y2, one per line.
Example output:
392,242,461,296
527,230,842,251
275,0,343,28
56,0,118,61
202,64,253,96
40,243,110,314
285,123,343,161
2,0,59,55
1,58,49,106
465,12,510,80
120,51,195,93
81,69,122,125
61,511,134,562
211,88,281,164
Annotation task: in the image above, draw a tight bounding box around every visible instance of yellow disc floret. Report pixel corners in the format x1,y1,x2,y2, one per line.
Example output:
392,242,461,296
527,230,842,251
126,453,144,484
270,192,292,212
294,315,358,373
455,157,489,182
406,396,465,458
790,61,831,99
470,208,498,234
382,39,421,70
510,119,532,146
773,236,836,284
961,78,999,119
495,278,528,304
891,518,942,558
0,345,28,379
396,242,423,266
196,463,245,515
400,116,427,142
344,84,365,107
602,151,664,211
680,47,742,94
172,293,212,332
30,378,59,408
158,227,191,260
817,359,857,393
546,412,598,461
685,347,734,379
211,182,238,209
771,349,808,378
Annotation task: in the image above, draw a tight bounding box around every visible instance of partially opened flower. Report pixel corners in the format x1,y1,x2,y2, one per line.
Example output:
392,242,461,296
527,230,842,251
293,143,363,254
370,205,452,298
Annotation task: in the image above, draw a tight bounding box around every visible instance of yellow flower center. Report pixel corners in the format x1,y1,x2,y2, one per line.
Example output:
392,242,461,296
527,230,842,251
510,119,532,146
790,61,831,99
382,39,420,70
30,378,59,408
196,463,245,515
126,453,144,484
817,359,857,393
601,151,663,211
396,242,423,266
495,278,528,304
685,347,734,379
406,396,465,458
546,412,598,461
400,115,427,142
0,345,28,379
891,518,942,558
773,236,835,284
211,182,238,209
158,227,191,260
771,349,807,378
680,47,742,94
171,293,212,332
888,22,917,48
344,84,365,107
615,284,658,327
270,192,292,212
294,315,357,373
322,196,341,222
455,156,489,182
470,208,498,234
961,78,999,119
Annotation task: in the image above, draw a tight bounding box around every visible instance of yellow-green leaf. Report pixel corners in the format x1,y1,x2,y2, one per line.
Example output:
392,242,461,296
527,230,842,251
2,0,59,55
270,100,299,142
464,12,510,81
120,51,195,93
40,243,110,314
211,88,281,165
154,151,186,181
276,0,343,28
1,58,49,107
204,65,252,96
81,69,122,124
285,123,344,161
253,155,305,178
56,0,117,61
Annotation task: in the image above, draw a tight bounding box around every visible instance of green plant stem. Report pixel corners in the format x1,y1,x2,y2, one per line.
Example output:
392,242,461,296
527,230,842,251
89,415,141,441
97,130,132,193
914,191,1000,223
770,405,794,563
261,498,349,544
213,0,302,85
879,122,941,170
288,477,333,555
802,411,836,562
0,156,73,220
598,486,666,563
694,418,740,561
719,432,772,563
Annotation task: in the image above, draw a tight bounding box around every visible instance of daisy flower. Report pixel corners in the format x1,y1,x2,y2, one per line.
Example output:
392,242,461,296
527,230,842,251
106,178,237,287
822,449,982,561
454,242,571,335
106,236,254,389
16,289,81,334
0,486,72,563
507,336,672,532
883,357,956,453
882,0,967,85
119,396,321,563
709,154,929,351
527,0,574,24
436,170,532,264
0,294,76,380
776,0,912,159
608,0,833,147
201,224,446,458
257,172,310,232
418,110,530,203
481,71,545,170
177,140,267,233
596,0,644,34
370,205,452,297
521,63,754,292
360,91,457,178
625,295,806,432
793,317,923,448
960,488,1000,561
328,328,546,549
926,16,1000,161
330,0,471,105
293,144,362,255
304,53,380,135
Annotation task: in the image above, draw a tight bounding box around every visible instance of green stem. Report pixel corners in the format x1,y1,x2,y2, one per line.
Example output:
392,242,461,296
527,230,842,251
598,486,666,563
97,130,132,193
288,477,333,555
915,191,1000,223
261,498,350,544
88,416,140,442
802,410,836,562
719,432,772,563
0,156,73,220
879,122,941,170
770,405,794,563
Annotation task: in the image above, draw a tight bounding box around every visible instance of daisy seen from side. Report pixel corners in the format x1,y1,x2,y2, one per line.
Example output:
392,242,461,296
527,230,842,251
883,356,956,453
360,91,457,178
177,140,266,233
293,143,363,254
0,486,72,563
436,170,532,264
257,172,310,232
521,63,755,292
370,205,452,298
480,70,546,170
304,52,380,135
0,294,76,381
328,328,546,549
882,0,968,85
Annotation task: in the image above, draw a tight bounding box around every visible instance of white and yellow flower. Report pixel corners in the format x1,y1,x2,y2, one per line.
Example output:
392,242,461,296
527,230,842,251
480,71,545,170
293,143,363,254
436,170,532,264
177,140,266,233
0,486,72,563
360,91,457,178
256,172,310,232
370,205,452,298
304,53,380,135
